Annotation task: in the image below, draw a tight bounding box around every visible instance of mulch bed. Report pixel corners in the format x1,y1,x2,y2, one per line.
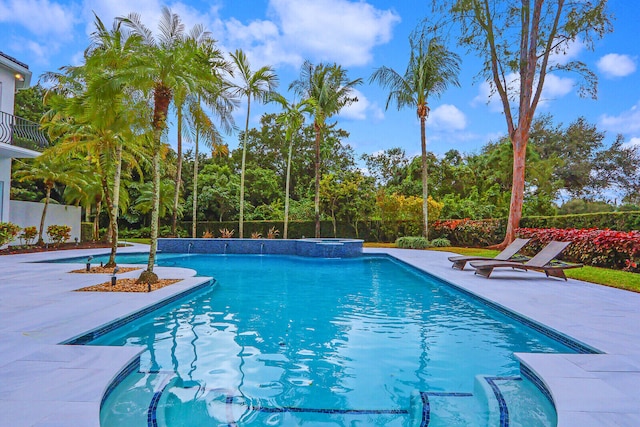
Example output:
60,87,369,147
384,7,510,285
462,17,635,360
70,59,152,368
0,242,113,256
69,266,141,274
76,278,182,293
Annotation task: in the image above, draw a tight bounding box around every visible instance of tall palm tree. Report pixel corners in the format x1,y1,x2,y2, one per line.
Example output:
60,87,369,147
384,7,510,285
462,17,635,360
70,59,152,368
269,93,312,239
228,49,278,238
42,14,147,267
169,32,233,237
290,61,362,237
119,7,227,283
370,35,460,238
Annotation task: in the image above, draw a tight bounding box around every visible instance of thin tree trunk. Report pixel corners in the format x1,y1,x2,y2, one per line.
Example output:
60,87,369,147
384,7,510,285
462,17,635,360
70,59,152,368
192,129,199,239
171,108,183,237
284,138,293,239
420,115,429,239
106,143,123,268
502,131,528,246
38,186,51,245
314,124,321,238
239,97,251,239
140,146,161,282
93,199,101,241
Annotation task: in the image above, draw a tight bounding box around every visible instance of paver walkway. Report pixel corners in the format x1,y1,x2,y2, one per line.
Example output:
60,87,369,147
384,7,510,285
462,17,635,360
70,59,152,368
0,245,638,426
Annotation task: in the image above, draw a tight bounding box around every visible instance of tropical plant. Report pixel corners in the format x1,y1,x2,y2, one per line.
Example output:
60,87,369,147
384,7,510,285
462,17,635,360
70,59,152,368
14,155,83,245
0,222,21,247
228,49,278,238
119,7,227,283
267,227,279,239
46,224,71,247
370,34,460,238
219,228,235,238
435,0,612,246
20,226,38,246
269,93,313,238
290,61,362,237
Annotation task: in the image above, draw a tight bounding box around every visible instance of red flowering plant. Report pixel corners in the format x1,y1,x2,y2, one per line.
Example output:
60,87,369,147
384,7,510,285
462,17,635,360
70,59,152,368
516,227,640,270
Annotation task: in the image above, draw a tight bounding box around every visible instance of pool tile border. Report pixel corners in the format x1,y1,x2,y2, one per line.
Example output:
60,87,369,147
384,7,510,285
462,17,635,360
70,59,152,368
62,279,215,345
376,253,601,355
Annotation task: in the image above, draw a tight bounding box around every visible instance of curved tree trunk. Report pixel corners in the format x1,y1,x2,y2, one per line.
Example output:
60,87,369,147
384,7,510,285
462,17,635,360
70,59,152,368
502,130,529,247
38,185,52,245
420,114,429,239
283,138,293,239
192,129,199,239
171,107,183,237
139,146,161,283
139,85,171,284
314,123,321,238
106,143,123,268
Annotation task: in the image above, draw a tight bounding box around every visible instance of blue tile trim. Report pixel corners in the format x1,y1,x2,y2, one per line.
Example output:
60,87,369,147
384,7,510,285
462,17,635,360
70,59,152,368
419,391,474,426
253,407,409,414
381,254,601,355
520,363,555,406
420,391,430,426
147,379,172,427
61,279,215,345
484,376,522,427
100,356,140,408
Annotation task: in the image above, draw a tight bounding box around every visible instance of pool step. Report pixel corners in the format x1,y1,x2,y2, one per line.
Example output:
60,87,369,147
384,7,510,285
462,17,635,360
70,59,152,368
413,375,557,426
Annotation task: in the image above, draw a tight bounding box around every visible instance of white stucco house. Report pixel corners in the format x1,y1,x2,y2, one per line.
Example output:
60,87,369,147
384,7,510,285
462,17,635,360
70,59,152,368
0,51,80,244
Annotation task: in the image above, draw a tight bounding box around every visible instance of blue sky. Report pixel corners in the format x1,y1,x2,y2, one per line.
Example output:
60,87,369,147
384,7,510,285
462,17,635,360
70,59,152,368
1,0,639,160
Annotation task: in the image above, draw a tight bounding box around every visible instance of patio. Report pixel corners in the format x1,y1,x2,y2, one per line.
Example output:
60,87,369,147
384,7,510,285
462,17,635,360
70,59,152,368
0,245,638,426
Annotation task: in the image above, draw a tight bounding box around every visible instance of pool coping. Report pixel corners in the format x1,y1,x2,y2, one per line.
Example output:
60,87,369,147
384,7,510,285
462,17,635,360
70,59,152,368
0,245,638,426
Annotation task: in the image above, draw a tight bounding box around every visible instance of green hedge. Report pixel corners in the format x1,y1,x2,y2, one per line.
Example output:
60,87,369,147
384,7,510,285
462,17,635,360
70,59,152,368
521,211,640,232
81,222,93,242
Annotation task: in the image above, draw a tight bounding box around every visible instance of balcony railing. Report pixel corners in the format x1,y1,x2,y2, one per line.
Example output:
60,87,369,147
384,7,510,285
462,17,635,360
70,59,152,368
0,111,48,151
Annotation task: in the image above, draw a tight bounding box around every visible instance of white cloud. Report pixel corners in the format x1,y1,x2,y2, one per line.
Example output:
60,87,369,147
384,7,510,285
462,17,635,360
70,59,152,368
338,88,384,121
600,101,640,134
472,72,574,111
0,0,75,37
428,104,466,131
597,53,637,78
549,38,584,66
268,0,400,67
539,73,574,103
622,137,640,150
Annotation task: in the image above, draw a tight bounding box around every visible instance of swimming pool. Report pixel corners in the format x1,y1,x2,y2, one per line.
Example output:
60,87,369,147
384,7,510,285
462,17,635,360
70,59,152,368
67,253,581,426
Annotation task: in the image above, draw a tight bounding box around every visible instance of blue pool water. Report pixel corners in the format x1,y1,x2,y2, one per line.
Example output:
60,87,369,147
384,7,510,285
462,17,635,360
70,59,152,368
72,254,575,426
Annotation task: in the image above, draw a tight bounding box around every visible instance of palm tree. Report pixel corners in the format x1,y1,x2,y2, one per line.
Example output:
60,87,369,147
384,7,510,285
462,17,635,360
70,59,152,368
119,7,227,283
228,49,278,238
14,155,84,245
42,14,147,267
269,93,312,238
169,33,233,237
290,61,362,237
370,35,460,238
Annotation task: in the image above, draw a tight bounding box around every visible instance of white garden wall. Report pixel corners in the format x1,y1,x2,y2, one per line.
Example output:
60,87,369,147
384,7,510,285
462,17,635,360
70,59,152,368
8,200,81,245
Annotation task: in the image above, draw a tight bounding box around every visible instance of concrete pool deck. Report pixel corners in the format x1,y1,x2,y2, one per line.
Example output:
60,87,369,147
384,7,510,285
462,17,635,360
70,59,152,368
0,246,638,426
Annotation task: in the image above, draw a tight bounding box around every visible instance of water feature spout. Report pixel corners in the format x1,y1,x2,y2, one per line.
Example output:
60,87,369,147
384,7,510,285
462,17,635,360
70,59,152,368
224,243,229,255
260,243,265,255
187,242,193,254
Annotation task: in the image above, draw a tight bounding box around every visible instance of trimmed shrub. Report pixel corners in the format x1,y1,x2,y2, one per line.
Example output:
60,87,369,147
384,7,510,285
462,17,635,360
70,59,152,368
430,237,451,247
517,227,640,270
20,226,37,246
521,211,640,232
46,225,71,247
0,222,21,246
396,236,430,249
